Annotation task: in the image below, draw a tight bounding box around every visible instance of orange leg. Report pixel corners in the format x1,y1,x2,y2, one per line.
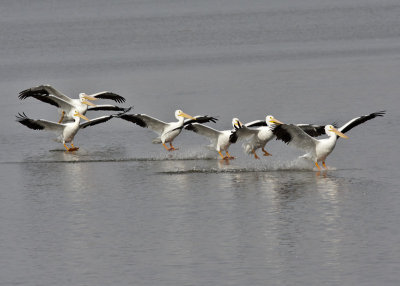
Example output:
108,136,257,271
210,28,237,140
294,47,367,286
262,148,272,156
218,151,228,160
169,142,178,151
163,142,178,151
58,111,65,124
63,143,77,152
315,162,321,170
162,143,171,151
226,151,235,160
69,142,79,151
322,161,328,169
252,150,260,159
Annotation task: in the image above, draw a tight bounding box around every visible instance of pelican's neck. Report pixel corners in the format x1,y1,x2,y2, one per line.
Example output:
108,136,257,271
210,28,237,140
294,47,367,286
177,116,185,125
72,116,81,126
266,122,275,130
325,133,338,145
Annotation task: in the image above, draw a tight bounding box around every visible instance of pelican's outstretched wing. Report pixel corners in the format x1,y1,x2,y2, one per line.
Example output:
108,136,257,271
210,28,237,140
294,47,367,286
246,120,331,137
338,111,385,136
90,91,126,103
119,114,167,135
19,93,75,110
79,115,115,129
16,112,64,132
19,85,72,104
80,108,131,129
185,123,221,140
273,124,317,153
87,105,130,112
235,125,259,141
296,124,328,137
183,115,218,126
245,120,267,128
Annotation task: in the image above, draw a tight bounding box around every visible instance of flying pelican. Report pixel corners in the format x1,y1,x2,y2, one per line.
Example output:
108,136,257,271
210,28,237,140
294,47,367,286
185,118,251,160
16,110,126,151
19,84,127,123
272,111,385,170
119,110,218,151
239,115,331,159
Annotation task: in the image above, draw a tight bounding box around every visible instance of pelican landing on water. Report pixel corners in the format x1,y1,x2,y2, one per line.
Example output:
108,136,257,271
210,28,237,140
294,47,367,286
238,115,334,159
19,84,128,123
119,110,218,151
272,111,385,170
185,118,252,160
16,109,129,152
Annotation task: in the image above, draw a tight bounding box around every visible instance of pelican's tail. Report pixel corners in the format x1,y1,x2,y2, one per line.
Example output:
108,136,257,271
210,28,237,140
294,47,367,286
299,153,312,160
53,135,63,143
152,137,162,144
243,143,253,154
205,144,215,151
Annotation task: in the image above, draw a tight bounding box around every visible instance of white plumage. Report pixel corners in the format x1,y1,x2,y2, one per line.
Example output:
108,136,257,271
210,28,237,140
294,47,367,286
185,118,251,159
19,84,127,123
119,110,218,151
16,110,123,151
273,111,385,170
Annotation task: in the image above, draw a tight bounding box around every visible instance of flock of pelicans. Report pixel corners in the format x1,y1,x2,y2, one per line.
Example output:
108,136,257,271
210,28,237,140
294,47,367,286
17,84,385,170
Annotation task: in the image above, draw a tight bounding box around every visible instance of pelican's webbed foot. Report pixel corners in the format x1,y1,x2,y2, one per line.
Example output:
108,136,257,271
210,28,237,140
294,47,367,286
252,150,260,159
262,148,272,156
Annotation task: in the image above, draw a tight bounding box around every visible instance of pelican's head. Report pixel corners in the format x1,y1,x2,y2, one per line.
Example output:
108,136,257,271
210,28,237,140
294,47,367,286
232,118,243,129
79,93,97,107
73,110,90,121
325,125,348,139
175,109,196,120
266,115,283,126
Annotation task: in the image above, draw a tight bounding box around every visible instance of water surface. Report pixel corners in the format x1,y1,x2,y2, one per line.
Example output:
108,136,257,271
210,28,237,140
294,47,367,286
1,1,399,285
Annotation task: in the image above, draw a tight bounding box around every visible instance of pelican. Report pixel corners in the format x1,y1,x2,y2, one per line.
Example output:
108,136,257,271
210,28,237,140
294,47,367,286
19,84,127,123
16,110,125,151
119,110,218,151
239,115,331,159
272,111,385,170
185,118,250,160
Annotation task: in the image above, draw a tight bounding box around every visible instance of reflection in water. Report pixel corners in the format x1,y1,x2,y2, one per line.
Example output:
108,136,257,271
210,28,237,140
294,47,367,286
18,157,105,277
223,170,348,276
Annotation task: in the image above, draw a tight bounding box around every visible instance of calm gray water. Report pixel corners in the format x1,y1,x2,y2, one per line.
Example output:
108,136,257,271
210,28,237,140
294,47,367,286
1,1,400,285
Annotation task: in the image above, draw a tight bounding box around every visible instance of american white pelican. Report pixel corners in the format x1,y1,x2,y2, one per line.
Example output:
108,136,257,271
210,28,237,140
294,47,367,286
119,110,218,151
19,84,127,123
185,118,251,160
240,115,331,159
272,111,385,170
16,110,125,151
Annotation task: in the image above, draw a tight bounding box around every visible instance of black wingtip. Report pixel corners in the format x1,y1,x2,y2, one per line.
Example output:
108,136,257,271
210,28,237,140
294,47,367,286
115,106,133,117
18,88,32,100
18,86,50,100
207,116,219,123
97,92,126,103
119,114,147,128
373,110,386,117
16,112,45,130
272,124,292,144
184,124,197,132
16,112,28,120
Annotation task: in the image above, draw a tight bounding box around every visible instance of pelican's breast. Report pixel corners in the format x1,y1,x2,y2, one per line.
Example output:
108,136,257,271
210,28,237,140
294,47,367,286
162,122,182,142
218,131,231,151
257,128,273,142
63,121,80,143
316,138,336,160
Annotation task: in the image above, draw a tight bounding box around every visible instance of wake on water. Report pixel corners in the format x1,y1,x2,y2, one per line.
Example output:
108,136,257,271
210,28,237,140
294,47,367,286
11,147,337,172
158,157,332,174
